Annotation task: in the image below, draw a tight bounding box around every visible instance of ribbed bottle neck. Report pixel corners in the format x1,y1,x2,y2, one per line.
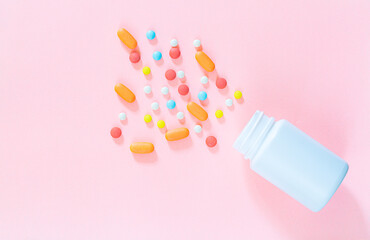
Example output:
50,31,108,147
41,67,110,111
233,111,275,160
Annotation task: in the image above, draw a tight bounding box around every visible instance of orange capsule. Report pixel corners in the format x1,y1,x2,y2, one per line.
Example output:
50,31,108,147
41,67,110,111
130,142,154,153
115,83,136,103
195,51,215,72
117,28,137,49
165,128,189,141
187,101,208,121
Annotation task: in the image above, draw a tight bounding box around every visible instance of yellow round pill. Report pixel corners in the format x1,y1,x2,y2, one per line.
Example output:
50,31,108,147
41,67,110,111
142,66,151,75
234,90,242,99
157,120,165,129
215,110,223,118
144,114,152,123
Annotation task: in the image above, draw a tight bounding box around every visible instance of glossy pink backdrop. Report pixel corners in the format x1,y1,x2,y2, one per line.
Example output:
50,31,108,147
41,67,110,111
0,0,369,239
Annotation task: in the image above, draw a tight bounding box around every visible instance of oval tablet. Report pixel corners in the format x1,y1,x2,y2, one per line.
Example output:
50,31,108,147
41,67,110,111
187,101,208,121
165,128,189,141
115,83,136,103
195,51,215,72
130,142,154,153
117,28,137,49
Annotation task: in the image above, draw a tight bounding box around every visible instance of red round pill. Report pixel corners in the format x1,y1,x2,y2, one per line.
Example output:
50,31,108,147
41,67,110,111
216,77,227,89
178,84,189,96
129,51,140,63
165,69,176,80
110,127,122,138
169,47,181,59
206,136,217,147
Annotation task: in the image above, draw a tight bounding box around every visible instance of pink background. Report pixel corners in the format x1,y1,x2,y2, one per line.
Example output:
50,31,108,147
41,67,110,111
1,0,369,239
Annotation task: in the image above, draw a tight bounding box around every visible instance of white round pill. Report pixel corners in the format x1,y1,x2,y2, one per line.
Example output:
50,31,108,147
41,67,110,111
177,112,184,120
193,39,201,48
144,85,152,94
177,70,185,79
161,86,169,95
151,102,159,111
225,98,233,107
119,112,127,121
194,125,202,133
170,39,178,47
201,76,209,84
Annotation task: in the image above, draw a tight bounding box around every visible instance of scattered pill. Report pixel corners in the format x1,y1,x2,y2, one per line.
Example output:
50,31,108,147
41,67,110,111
216,77,227,89
194,125,202,133
129,51,140,63
153,51,162,61
146,30,156,40
195,51,215,72
198,91,208,101
201,76,209,84
130,142,154,154
193,39,201,48
119,112,127,120
178,84,189,96
157,120,165,129
144,114,152,123
165,127,189,141
187,101,208,121
117,28,137,49
177,70,185,79
169,47,181,59
165,69,176,80
151,102,159,111
170,39,178,47
206,136,217,147
142,66,151,75
177,112,184,120
234,90,242,99
144,85,152,94
115,83,136,103
225,98,233,107
110,127,122,138
215,110,223,118
167,100,176,109
161,86,169,95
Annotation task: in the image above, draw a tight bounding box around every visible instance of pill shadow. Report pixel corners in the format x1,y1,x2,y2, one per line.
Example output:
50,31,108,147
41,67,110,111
168,107,177,115
145,92,153,98
202,81,210,89
180,94,191,102
132,151,158,163
236,97,244,104
217,116,226,124
172,54,183,65
207,143,219,153
155,58,164,66
153,108,161,115
218,85,229,95
132,59,143,70
178,118,185,125
149,38,158,45
116,95,139,112
200,98,209,106
227,104,235,111
168,79,179,87
113,135,124,145
120,118,128,125
167,136,193,150
145,72,153,80
146,121,154,128
179,76,187,83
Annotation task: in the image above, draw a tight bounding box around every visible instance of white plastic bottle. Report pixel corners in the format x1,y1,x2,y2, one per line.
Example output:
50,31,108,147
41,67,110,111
233,111,348,212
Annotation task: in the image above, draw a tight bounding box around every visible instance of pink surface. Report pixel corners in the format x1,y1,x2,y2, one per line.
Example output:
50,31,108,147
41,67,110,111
1,0,369,239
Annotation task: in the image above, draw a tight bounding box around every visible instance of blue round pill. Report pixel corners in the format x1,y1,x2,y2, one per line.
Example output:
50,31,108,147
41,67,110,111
166,100,176,109
146,30,156,40
198,91,208,101
152,51,162,61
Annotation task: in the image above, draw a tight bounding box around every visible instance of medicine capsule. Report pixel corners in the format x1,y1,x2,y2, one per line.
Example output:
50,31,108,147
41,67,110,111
165,127,189,141
195,51,215,72
200,76,209,84
130,142,154,154
146,30,156,40
169,47,181,59
144,114,152,123
178,84,189,96
161,86,169,95
187,101,208,121
129,51,140,63
143,85,152,94
165,69,176,80
216,77,227,89
117,28,137,49
151,102,159,111
198,91,208,101
115,83,136,103
206,136,217,147
225,98,233,107
110,127,122,138
177,112,184,120
215,110,223,118
170,39,178,47
177,70,185,79
194,125,202,133
167,100,176,109
193,39,201,48
234,91,242,99
153,51,162,61
119,112,127,120
157,120,165,129
142,66,151,75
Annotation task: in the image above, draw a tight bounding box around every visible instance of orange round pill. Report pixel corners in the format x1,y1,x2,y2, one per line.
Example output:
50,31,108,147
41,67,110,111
169,47,181,59
178,84,189,95
110,127,122,138
216,77,227,89
129,51,140,63
206,136,217,147
165,69,176,80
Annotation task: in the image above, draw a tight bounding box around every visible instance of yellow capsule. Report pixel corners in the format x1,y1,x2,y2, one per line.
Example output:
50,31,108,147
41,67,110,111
215,110,223,118
195,51,215,72
157,120,165,129
144,114,152,123
117,28,137,49
143,66,151,75
234,91,243,99
130,142,154,154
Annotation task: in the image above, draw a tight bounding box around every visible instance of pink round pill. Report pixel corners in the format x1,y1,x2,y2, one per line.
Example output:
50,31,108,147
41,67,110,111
110,127,122,138
206,136,217,147
169,47,181,59
178,84,189,96
165,69,176,80
216,77,227,89
129,51,140,63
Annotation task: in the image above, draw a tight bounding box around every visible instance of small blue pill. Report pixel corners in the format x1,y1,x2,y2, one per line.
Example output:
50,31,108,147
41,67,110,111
167,100,176,109
198,91,208,101
153,51,162,61
146,30,156,40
